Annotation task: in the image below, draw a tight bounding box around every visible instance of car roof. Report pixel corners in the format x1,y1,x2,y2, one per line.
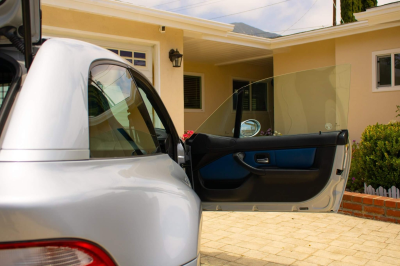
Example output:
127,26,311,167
0,38,128,161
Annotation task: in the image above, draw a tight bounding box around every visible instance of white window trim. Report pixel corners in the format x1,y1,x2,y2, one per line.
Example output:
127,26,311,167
184,72,205,112
105,48,148,68
372,48,400,92
231,76,269,113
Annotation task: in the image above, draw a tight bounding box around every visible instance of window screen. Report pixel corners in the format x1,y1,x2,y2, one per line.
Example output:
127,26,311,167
377,55,391,87
88,64,160,158
184,75,202,109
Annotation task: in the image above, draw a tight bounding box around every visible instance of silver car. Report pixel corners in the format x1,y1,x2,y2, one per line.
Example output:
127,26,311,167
0,1,351,265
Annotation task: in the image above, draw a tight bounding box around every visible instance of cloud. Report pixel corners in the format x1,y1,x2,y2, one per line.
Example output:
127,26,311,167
122,0,399,35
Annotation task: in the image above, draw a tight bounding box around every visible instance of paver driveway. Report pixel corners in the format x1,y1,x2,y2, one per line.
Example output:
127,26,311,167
200,212,400,266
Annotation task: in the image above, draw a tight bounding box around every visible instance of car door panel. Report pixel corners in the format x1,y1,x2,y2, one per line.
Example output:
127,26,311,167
185,65,351,212
187,132,349,212
188,131,346,203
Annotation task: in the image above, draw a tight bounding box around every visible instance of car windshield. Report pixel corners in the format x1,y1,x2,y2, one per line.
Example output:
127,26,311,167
195,65,351,138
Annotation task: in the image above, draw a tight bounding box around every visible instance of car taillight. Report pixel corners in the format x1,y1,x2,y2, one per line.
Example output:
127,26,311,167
0,239,116,266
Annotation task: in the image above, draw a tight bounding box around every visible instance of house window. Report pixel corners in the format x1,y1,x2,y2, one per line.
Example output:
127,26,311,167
107,48,147,67
372,48,400,92
184,73,204,111
233,79,267,111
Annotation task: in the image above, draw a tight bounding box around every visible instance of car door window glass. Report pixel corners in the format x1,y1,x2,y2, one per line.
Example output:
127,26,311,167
88,64,160,158
134,78,176,156
195,65,351,138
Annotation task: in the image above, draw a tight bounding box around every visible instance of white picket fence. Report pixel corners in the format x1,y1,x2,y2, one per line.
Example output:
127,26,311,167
364,183,400,199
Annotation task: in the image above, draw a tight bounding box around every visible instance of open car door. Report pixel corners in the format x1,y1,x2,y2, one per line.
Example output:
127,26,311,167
185,65,351,212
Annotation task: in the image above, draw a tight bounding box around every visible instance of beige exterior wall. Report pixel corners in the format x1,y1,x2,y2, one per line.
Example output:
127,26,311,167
273,31,400,141
183,61,273,131
42,5,400,140
273,39,336,76
42,6,185,135
335,26,400,141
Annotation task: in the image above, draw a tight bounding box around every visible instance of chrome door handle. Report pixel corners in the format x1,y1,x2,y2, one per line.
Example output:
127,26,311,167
256,158,269,164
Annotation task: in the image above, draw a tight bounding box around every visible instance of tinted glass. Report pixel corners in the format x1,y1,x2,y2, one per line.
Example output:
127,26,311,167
233,80,249,111
251,82,268,111
184,75,202,109
135,79,165,130
0,59,13,109
378,55,391,87
108,49,118,55
196,65,351,138
134,60,146,67
120,50,133,57
88,65,160,158
134,52,146,59
395,54,400,86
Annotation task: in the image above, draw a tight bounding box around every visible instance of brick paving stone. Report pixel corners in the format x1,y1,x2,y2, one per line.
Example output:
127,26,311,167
341,255,368,265
325,246,357,256
200,212,400,266
365,261,397,266
353,251,381,261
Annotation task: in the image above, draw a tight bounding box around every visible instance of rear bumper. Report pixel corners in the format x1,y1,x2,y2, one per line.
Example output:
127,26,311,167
183,254,200,266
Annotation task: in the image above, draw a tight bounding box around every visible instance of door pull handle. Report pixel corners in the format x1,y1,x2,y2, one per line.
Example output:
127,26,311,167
256,158,269,164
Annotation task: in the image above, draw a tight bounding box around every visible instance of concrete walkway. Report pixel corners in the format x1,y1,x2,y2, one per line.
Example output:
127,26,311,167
200,212,400,266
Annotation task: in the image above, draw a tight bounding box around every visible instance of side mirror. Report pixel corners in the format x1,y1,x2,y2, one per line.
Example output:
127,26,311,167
240,119,261,138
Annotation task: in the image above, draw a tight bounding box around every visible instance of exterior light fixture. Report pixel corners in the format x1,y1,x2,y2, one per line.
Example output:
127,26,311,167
169,49,183,67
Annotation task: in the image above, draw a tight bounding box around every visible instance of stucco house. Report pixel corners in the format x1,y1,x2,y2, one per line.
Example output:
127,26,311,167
41,0,400,140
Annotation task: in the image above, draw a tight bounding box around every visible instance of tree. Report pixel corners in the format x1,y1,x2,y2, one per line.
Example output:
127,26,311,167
341,0,362,23
361,0,377,11
341,0,378,23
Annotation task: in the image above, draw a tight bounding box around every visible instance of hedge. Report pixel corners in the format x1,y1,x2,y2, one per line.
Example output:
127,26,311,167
349,122,400,190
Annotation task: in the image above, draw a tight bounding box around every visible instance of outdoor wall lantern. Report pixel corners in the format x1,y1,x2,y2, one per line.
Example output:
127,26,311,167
169,49,183,67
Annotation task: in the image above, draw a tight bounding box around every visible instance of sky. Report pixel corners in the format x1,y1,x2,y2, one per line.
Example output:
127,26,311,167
120,0,399,36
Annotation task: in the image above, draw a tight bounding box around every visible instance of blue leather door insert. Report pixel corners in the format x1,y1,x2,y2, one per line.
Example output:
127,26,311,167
199,153,250,180
199,148,316,180
275,148,316,168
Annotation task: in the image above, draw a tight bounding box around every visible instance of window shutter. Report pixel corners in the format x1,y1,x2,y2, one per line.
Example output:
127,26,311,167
184,75,202,109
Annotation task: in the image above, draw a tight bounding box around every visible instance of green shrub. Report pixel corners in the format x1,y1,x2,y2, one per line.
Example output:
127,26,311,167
347,140,365,192
358,122,400,189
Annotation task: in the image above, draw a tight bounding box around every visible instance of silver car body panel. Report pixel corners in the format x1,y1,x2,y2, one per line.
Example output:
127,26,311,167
0,37,349,265
183,255,200,266
0,38,202,265
201,144,351,213
0,38,126,161
0,154,201,266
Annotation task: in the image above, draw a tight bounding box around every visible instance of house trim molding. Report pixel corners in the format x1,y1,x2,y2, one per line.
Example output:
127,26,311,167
42,0,234,36
42,0,400,52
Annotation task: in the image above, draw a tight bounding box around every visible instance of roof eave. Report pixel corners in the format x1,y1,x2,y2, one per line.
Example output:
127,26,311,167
42,0,234,36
